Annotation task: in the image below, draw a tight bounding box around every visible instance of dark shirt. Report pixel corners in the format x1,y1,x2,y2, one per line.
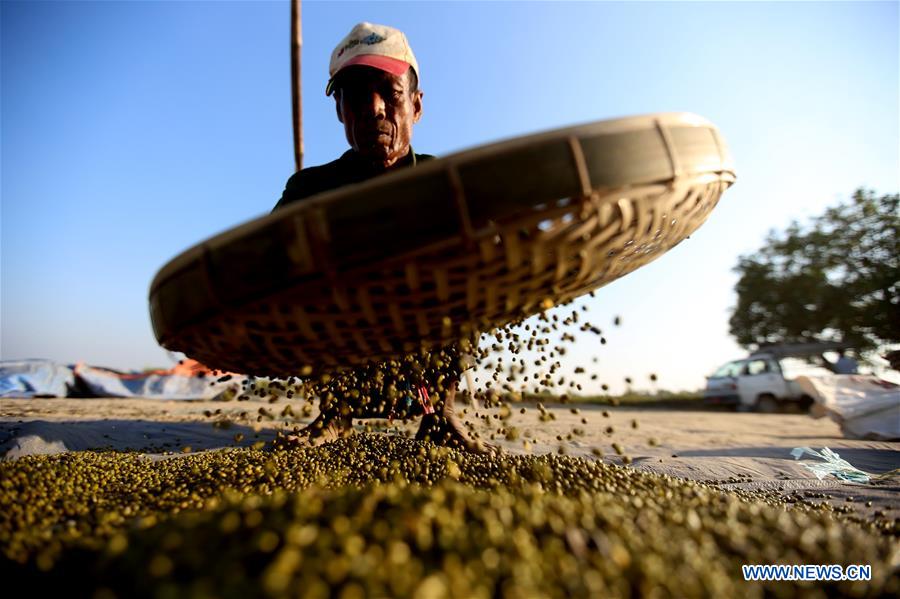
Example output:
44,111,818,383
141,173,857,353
273,147,435,211
271,146,455,412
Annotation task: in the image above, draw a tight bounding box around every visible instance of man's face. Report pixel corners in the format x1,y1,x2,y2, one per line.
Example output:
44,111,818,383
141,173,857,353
334,66,423,170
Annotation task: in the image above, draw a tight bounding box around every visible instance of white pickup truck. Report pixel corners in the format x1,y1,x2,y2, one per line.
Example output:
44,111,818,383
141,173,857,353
704,343,848,412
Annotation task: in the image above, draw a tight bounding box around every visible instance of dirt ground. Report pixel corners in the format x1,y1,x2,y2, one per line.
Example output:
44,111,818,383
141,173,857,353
1,397,897,520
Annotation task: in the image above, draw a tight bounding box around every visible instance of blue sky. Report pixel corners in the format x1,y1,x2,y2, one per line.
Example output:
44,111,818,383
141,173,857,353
2,1,898,393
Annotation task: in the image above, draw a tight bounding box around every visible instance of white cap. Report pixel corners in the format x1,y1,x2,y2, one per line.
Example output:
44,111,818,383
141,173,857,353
326,22,419,96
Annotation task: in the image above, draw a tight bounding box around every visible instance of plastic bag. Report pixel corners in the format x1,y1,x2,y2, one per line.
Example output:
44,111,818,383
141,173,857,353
790,446,871,483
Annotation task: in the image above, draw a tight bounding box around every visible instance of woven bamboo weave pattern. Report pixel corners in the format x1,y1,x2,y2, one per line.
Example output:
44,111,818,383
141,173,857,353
149,113,736,376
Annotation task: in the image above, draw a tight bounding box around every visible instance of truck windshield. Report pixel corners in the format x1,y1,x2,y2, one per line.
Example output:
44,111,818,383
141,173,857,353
711,361,742,378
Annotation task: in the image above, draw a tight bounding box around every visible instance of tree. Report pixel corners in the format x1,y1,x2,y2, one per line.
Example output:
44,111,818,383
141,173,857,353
729,188,899,356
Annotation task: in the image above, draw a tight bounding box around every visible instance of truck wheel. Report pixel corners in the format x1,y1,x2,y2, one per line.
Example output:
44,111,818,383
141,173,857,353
755,394,779,413
798,394,814,412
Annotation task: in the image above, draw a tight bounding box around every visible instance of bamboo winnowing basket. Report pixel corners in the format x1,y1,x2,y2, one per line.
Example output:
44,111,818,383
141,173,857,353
149,113,736,376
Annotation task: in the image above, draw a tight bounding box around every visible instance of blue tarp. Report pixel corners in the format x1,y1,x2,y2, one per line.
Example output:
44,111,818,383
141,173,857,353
0,360,77,398
0,360,238,399
75,363,224,399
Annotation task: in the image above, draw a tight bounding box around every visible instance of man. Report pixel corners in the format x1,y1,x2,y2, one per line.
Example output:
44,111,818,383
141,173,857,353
273,23,491,453
832,350,859,375
820,349,859,375
274,22,430,206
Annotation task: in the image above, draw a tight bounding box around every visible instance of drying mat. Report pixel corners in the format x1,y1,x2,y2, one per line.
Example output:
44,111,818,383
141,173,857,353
150,113,736,376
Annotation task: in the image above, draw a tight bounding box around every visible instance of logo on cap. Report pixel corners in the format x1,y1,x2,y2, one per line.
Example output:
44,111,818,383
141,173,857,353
337,33,387,58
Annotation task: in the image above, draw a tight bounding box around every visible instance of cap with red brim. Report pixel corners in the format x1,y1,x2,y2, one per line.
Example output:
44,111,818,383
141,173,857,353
325,55,412,96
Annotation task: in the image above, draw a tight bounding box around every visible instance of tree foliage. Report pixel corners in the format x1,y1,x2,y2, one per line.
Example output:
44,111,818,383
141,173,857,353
729,188,899,355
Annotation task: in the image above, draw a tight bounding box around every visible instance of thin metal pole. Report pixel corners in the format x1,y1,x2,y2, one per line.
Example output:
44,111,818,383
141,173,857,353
290,0,303,171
